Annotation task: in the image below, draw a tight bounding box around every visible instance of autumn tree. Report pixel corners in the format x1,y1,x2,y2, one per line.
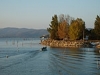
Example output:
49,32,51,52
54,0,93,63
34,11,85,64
69,18,85,40
57,20,69,40
47,15,59,40
94,15,100,40
57,14,73,40
58,14,73,25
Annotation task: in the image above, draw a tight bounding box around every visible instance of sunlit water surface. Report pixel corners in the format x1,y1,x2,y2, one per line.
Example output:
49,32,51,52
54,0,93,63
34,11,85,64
0,38,100,75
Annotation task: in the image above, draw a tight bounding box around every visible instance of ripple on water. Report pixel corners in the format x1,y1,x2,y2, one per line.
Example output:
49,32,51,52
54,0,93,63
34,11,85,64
49,47,100,75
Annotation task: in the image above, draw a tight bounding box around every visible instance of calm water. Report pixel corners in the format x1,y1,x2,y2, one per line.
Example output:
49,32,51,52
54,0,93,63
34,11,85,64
0,38,100,75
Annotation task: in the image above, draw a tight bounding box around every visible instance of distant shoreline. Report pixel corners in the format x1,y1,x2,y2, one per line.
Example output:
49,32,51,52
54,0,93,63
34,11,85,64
0,27,48,38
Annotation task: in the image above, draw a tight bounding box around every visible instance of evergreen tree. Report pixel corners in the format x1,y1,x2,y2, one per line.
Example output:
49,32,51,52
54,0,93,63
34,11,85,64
94,15,100,40
47,15,59,39
88,29,96,40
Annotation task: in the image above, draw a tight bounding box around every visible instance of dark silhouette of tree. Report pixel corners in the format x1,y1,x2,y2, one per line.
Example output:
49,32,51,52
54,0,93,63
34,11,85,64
88,29,96,40
94,15,100,40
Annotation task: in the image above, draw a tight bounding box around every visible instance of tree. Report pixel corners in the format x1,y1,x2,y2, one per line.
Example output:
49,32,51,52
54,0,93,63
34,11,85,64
94,15,100,40
57,14,73,40
58,14,65,23
88,29,96,40
47,15,59,40
58,14,73,25
69,18,85,40
57,20,69,40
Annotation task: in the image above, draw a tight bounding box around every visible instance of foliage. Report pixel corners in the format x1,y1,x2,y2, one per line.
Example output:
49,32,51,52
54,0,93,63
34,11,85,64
88,29,96,40
47,15,59,40
58,14,73,25
47,14,100,40
57,14,72,40
69,18,85,40
57,20,69,40
94,15,100,40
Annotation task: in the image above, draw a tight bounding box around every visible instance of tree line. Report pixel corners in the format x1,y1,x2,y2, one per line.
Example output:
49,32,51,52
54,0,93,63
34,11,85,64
47,14,100,40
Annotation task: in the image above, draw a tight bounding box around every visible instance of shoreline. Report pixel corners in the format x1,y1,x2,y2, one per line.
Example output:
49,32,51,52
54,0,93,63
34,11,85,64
41,39,84,48
41,39,100,48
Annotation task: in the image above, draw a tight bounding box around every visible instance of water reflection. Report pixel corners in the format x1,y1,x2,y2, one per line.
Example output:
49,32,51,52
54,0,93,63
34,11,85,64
49,47,100,75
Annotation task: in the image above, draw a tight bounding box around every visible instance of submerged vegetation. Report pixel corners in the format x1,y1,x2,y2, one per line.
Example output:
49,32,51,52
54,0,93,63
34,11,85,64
47,14,100,40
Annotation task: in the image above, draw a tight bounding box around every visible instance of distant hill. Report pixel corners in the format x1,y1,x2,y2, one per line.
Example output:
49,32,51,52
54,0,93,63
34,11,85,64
0,27,48,38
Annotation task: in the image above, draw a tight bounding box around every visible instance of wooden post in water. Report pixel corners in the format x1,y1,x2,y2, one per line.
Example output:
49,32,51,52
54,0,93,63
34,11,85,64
83,30,84,42
97,60,100,69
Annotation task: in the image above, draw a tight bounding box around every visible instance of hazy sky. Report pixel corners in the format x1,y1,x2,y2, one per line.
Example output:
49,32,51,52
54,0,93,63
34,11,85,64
0,0,100,29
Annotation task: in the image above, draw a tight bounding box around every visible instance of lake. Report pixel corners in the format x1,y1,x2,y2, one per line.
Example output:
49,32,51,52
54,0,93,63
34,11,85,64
0,38,100,75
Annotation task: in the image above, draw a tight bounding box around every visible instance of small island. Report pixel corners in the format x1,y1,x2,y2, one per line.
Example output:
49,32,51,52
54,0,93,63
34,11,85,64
41,14,100,48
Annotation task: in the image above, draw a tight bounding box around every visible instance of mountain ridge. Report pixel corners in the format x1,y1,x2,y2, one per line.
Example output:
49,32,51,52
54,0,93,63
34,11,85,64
0,27,48,38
